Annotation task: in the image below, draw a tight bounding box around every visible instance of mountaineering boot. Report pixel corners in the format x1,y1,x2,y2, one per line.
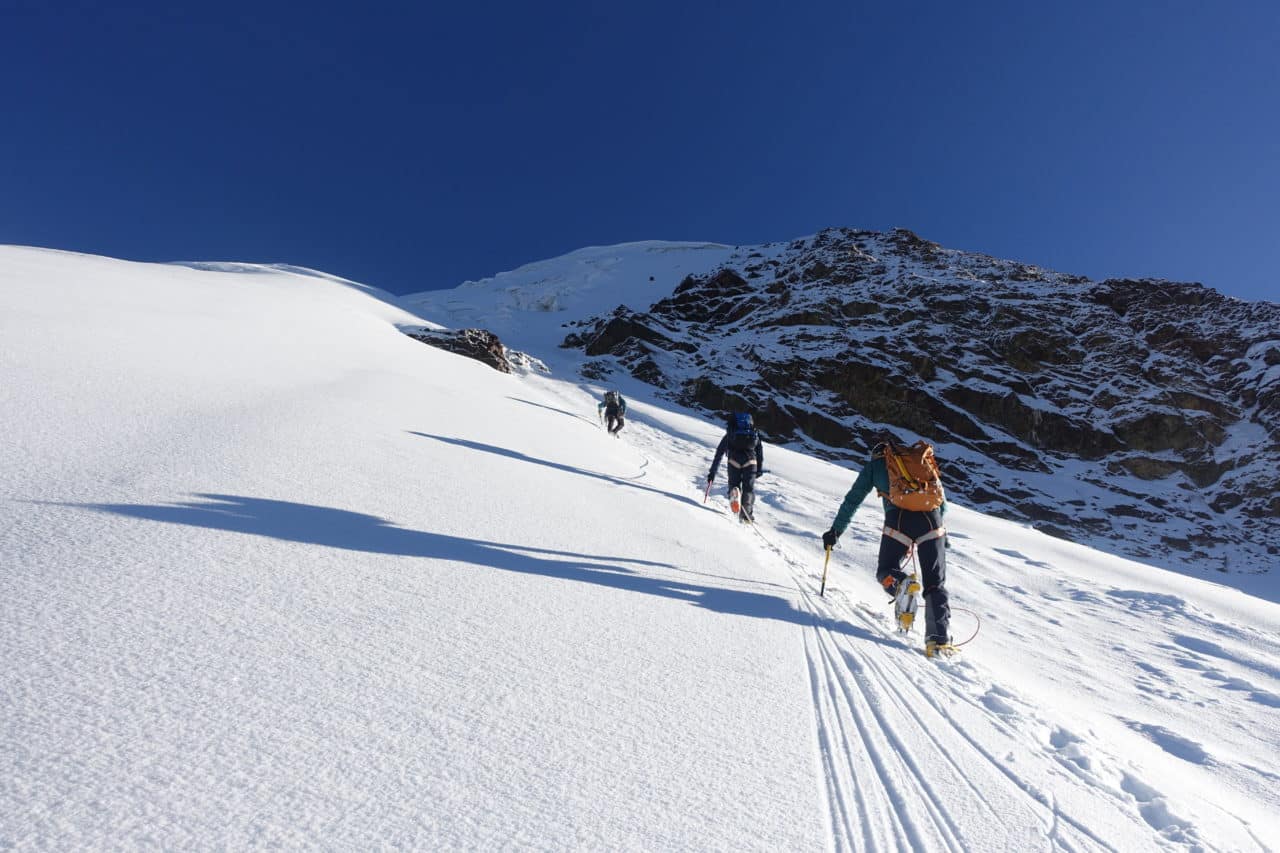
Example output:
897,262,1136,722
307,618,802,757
894,575,921,632
925,637,956,659
881,574,919,599
729,487,741,515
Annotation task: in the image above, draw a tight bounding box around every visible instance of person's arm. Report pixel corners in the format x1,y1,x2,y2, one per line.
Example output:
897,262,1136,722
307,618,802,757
755,436,764,471
597,400,606,413
708,436,728,481
619,395,627,415
831,463,875,535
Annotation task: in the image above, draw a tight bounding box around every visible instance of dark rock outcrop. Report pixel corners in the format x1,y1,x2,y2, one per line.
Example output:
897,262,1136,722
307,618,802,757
408,327,511,373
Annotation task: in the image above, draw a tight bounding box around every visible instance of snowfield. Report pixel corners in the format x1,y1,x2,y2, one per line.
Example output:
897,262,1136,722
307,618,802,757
3,245,1278,850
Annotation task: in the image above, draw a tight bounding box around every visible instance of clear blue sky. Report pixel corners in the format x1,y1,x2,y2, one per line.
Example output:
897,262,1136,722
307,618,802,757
3,1,1277,300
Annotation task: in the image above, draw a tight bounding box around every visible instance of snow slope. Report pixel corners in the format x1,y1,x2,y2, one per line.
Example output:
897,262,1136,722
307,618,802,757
3,246,1278,849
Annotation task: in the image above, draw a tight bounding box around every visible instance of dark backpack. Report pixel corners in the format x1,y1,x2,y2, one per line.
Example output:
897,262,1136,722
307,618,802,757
727,412,757,451
604,391,619,407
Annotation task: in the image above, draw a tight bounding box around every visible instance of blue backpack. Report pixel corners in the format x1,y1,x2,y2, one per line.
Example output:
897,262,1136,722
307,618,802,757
728,412,757,451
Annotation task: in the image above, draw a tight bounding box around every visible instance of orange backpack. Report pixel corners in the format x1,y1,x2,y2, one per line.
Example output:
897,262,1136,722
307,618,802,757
882,441,946,511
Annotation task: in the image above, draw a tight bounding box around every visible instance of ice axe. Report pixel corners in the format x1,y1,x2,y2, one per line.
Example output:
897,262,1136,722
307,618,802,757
702,476,712,504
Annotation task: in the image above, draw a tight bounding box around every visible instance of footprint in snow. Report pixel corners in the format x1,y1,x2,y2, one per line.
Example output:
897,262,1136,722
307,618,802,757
1173,634,1280,681
1198,670,1280,707
1169,655,1210,673
984,578,1028,596
1119,773,1201,845
1105,589,1187,616
980,688,1018,716
1064,587,1105,605
1121,720,1212,765
1132,676,1184,702
1047,727,1095,774
992,547,1053,568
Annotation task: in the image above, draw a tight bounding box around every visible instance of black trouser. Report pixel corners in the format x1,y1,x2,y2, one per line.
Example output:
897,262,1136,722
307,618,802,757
727,464,756,518
605,405,624,434
876,508,949,642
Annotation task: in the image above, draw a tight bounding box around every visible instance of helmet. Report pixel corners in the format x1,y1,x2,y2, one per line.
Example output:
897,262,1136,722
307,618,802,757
868,432,895,457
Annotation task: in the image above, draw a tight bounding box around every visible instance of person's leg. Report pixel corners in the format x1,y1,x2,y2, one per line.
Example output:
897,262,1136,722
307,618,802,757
917,537,949,640
876,508,911,592
875,535,910,594
727,466,743,510
612,414,625,434
739,468,756,520
898,509,949,641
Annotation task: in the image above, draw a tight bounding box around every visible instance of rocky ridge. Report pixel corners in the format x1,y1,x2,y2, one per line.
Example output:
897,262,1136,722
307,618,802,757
556,228,1280,573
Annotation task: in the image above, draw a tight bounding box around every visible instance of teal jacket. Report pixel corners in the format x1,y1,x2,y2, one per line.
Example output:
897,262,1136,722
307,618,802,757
831,455,947,535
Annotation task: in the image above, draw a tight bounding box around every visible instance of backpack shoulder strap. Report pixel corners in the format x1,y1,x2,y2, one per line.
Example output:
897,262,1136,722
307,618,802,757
885,442,922,489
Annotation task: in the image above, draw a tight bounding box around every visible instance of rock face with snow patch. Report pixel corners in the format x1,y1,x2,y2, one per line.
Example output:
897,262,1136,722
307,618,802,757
407,327,513,373
559,228,1280,572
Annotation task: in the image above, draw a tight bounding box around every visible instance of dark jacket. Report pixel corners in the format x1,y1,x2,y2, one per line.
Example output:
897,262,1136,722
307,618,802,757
708,432,763,480
832,454,947,535
598,394,627,415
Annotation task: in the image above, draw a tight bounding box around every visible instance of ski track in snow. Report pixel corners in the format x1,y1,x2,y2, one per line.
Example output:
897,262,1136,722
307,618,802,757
754,537,1134,851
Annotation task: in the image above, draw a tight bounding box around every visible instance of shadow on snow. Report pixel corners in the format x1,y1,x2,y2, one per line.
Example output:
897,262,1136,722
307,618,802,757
67,493,888,643
504,396,602,428
409,431,704,507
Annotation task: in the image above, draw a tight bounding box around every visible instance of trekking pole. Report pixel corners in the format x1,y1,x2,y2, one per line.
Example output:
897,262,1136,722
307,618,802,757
702,477,712,504
820,547,832,596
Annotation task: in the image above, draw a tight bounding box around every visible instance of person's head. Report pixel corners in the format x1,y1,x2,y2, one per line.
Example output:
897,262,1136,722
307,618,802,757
868,432,895,458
